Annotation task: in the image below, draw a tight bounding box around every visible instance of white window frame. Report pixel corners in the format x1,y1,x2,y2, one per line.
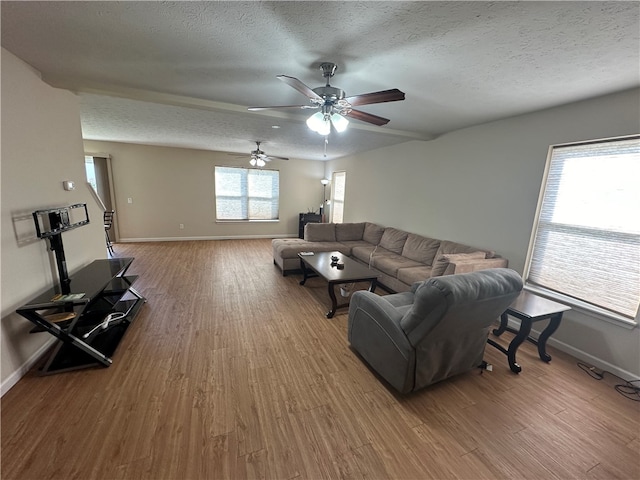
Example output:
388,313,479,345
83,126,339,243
523,134,640,328
214,166,280,222
330,171,346,223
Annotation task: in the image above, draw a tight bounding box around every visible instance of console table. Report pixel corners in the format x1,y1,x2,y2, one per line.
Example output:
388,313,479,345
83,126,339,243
487,291,570,373
16,258,145,375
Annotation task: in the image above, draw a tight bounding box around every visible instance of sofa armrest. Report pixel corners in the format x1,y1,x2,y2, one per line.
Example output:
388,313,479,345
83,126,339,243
444,257,509,275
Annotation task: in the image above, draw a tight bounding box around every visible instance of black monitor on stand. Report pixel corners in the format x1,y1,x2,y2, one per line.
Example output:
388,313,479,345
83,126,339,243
33,204,90,294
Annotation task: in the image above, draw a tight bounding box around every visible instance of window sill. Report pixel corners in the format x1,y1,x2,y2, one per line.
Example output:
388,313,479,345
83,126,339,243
524,284,638,330
215,219,279,223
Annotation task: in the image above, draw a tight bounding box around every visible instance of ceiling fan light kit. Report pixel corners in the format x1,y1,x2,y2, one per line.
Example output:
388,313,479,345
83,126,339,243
249,62,404,144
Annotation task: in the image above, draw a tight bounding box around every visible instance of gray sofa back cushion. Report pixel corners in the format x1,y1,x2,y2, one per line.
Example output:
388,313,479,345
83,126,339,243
401,234,441,265
335,222,366,242
305,222,336,242
362,222,385,245
379,227,409,254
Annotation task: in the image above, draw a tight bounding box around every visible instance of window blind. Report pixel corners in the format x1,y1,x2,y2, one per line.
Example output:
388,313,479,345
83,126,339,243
215,166,279,221
526,135,640,321
330,171,346,223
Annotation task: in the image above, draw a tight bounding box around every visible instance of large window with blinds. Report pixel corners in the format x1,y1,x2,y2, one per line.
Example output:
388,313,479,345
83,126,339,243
214,166,279,221
524,135,640,325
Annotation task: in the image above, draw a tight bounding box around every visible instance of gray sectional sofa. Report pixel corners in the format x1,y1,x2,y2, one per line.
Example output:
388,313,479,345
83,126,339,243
272,222,508,293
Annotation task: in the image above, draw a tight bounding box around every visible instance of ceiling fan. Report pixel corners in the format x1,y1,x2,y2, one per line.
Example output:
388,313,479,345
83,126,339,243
248,62,405,135
233,141,289,167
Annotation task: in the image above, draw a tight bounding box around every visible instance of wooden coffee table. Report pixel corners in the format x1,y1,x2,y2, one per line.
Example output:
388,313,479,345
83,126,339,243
298,251,379,318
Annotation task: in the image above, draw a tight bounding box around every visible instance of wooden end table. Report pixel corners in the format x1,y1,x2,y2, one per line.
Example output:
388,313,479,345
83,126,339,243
487,290,570,373
298,251,379,318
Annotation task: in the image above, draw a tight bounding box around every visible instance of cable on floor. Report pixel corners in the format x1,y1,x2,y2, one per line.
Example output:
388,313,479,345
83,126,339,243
577,362,640,401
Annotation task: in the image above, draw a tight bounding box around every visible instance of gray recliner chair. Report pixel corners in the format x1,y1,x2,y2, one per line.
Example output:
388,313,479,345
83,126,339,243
348,268,523,393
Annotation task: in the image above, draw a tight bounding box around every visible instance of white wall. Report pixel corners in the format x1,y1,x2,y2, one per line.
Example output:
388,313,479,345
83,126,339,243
327,88,640,378
1,49,106,392
83,140,326,241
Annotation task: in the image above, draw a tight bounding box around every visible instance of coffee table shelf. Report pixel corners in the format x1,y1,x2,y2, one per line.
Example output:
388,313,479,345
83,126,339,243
298,251,378,318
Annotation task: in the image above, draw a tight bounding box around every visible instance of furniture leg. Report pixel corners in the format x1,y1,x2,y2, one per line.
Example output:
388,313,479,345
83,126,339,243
327,282,338,318
492,312,509,336
506,318,532,373
368,279,378,293
299,259,309,285
536,312,563,362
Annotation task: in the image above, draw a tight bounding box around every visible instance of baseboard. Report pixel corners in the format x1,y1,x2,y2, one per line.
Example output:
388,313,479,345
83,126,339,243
507,318,638,381
120,234,296,242
1,337,55,397
544,336,638,381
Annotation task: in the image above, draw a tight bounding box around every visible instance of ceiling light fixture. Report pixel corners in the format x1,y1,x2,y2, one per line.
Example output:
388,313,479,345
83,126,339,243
306,106,349,136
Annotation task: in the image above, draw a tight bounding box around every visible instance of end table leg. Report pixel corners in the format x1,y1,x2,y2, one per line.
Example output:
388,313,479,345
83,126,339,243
507,318,532,373
537,313,563,362
493,311,509,336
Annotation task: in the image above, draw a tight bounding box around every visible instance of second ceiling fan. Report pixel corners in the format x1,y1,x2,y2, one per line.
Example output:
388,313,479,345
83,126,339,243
232,141,289,167
249,62,405,135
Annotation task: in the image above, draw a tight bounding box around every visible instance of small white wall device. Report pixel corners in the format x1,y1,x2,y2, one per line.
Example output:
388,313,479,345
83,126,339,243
63,180,75,191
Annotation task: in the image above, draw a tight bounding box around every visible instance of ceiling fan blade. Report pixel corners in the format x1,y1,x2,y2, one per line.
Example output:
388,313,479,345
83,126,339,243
344,88,405,107
266,156,289,161
248,104,318,111
277,75,324,102
345,109,391,126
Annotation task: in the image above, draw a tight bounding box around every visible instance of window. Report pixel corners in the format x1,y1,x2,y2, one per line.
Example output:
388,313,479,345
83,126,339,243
524,135,640,325
215,166,279,221
330,171,346,223
85,156,98,192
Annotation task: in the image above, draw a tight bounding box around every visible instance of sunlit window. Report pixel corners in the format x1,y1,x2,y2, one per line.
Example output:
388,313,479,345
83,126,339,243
525,135,640,324
330,171,346,223
214,166,279,221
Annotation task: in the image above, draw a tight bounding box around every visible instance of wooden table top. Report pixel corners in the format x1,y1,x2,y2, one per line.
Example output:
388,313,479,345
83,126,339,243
508,290,571,319
298,251,379,283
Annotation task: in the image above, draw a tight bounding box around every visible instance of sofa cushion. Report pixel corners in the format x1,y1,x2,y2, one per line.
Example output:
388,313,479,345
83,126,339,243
362,222,385,245
431,243,488,277
336,222,365,242
379,228,409,254
351,244,387,264
401,234,441,265
304,223,336,242
431,250,487,277
397,265,434,285
369,253,423,277
273,239,347,259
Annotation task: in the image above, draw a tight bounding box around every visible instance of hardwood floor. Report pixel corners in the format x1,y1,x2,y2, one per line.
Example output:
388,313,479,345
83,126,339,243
2,239,639,480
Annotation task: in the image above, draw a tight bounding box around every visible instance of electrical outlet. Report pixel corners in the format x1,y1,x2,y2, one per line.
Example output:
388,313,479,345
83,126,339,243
179,224,184,229
127,197,133,204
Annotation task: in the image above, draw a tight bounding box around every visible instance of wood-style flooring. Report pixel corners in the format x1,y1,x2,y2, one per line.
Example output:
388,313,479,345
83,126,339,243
2,239,639,479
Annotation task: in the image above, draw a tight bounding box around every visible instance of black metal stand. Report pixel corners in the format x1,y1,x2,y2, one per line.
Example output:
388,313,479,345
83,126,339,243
16,258,146,374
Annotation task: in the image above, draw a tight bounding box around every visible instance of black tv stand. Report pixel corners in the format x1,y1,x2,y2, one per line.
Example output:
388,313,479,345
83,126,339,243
16,258,145,375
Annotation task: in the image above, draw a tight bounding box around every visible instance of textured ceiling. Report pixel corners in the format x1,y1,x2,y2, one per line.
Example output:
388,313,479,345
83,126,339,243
2,1,639,161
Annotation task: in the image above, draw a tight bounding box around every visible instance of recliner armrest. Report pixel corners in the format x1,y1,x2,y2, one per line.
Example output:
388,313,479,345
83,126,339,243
348,291,415,393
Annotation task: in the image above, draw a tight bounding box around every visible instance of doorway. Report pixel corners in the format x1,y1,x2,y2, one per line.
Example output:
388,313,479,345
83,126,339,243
85,154,117,241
